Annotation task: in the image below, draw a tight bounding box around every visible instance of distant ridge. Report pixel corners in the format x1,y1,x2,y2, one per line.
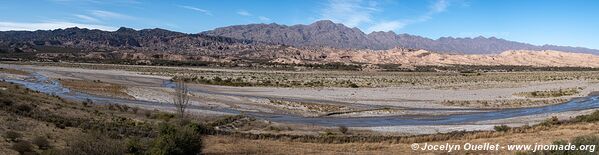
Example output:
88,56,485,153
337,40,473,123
2,27,599,68
202,20,599,54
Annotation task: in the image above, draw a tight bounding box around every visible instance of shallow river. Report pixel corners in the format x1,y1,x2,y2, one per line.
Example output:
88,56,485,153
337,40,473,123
4,72,599,127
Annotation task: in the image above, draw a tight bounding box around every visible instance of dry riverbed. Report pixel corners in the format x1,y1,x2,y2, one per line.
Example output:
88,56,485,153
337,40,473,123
2,62,599,135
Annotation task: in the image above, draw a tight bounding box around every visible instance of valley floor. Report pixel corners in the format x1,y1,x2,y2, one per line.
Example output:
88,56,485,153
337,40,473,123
2,62,599,134
3,62,599,154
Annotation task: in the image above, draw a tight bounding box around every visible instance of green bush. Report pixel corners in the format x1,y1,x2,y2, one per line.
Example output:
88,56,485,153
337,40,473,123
494,125,511,132
149,124,203,155
574,110,599,123
338,126,349,134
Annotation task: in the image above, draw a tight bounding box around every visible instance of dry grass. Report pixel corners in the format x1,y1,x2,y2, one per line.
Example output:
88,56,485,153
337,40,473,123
0,68,29,76
0,111,82,155
203,135,409,155
0,81,171,154
59,79,133,99
203,122,599,154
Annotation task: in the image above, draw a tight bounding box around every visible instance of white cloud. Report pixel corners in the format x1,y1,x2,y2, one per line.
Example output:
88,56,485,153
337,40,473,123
417,0,451,22
258,16,271,21
430,0,449,13
237,10,251,16
363,0,452,33
0,21,117,31
367,21,405,32
90,10,132,19
178,5,212,16
74,14,100,23
320,0,375,27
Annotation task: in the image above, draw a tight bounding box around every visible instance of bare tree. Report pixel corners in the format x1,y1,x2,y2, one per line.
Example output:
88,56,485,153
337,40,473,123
173,80,190,118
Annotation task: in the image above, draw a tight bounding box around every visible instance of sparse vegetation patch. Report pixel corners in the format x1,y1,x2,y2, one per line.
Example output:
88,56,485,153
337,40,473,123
514,87,582,98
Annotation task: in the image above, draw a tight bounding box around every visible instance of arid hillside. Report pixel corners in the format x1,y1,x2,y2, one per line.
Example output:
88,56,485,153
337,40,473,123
203,20,599,54
2,27,599,68
296,48,599,67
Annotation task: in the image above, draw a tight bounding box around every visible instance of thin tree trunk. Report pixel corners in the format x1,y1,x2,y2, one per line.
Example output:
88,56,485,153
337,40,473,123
173,80,190,118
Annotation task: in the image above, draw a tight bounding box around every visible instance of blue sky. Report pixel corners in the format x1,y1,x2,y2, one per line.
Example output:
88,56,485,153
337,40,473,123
0,0,598,49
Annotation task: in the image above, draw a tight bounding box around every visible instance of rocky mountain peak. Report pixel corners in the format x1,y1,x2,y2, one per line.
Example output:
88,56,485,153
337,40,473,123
202,21,599,54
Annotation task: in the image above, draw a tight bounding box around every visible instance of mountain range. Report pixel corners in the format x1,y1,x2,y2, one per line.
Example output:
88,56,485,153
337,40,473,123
2,21,599,67
203,20,599,54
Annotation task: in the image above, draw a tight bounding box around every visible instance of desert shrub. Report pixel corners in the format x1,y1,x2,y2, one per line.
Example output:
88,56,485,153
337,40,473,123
175,118,191,126
540,116,560,126
0,98,14,106
144,110,152,118
125,138,146,155
187,122,213,135
321,130,336,136
62,133,126,155
32,136,50,150
531,135,599,155
15,104,33,113
208,115,245,127
267,126,281,132
338,126,348,134
149,124,203,155
4,130,22,142
494,125,511,132
82,98,93,107
151,113,175,121
515,88,581,98
40,149,62,155
55,123,66,129
574,110,599,123
12,141,34,154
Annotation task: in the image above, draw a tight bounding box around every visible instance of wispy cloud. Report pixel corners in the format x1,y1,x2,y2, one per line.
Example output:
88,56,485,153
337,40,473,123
90,10,133,20
178,5,212,16
365,0,452,33
367,21,405,32
74,14,100,23
236,10,271,22
0,21,116,31
431,0,449,13
320,0,376,27
416,0,450,22
258,16,271,21
237,10,252,16
70,10,134,24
